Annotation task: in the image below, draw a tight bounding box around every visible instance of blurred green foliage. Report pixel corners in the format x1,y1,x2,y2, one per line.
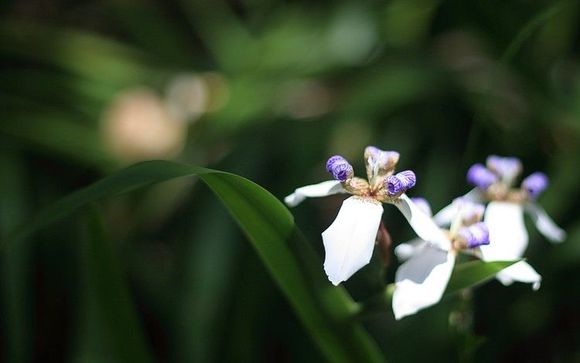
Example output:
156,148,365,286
1,0,580,362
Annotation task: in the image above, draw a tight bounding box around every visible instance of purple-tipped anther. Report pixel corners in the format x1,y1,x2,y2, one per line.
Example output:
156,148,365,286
386,170,416,196
486,155,522,180
458,222,490,249
522,172,549,199
467,164,498,189
326,155,354,182
411,197,432,217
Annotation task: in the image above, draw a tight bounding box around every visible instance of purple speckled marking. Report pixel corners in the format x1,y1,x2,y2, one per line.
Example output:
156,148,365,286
522,172,549,199
386,170,416,196
411,197,432,217
486,155,522,179
458,222,490,249
467,164,498,189
326,155,353,182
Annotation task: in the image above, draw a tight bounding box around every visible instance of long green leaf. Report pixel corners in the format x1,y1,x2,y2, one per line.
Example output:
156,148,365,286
78,209,155,363
0,151,32,363
445,259,520,295
8,160,384,363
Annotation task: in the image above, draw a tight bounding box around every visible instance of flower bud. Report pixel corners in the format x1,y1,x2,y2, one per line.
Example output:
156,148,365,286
467,164,498,190
326,155,354,182
386,170,416,197
457,222,490,249
522,172,549,199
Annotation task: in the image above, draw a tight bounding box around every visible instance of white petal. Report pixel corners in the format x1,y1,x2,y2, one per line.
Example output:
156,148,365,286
321,197,383,285
394,238,427,261
392,246,455,320
480,202,528,261
284,180,346,207
496,261,541,290
524,202,566,243
394,194,451,250
433,188,484,226
432,202,457,227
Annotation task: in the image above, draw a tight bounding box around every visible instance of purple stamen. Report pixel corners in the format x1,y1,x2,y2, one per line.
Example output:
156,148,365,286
458,222,490,249
486,155,522,180
467,164,498,190
411,197,432,217
326,155,353,182
386,170,416,196
522,172,549,199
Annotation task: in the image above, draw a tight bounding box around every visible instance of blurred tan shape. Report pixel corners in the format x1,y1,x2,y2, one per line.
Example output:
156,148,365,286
165,72,229,122
101,88,186,163
276,80,333,119
202,72,230,113
166,74,208,122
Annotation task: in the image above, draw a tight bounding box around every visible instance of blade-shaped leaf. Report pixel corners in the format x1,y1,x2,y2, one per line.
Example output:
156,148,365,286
0,152,32,363
445,259,521,295
78,209,155,363
7,160,384,363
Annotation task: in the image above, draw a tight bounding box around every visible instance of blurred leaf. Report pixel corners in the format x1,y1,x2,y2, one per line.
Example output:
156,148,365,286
445,259,520,295
343,64,444,118
0,22,163,87
10,160,385,363
176,201,241,362
104,1,194,67
177,0,254,72
383,0,440,47
0,116,114,171
73,209,155,363
0,151,32,363
501,1,571,63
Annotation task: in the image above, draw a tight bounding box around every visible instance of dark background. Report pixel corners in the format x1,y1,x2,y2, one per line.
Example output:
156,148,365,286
1,0,580,362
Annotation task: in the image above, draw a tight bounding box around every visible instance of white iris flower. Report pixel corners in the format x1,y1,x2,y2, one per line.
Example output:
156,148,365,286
433,155,565,289
285,147,449,286
393,198,490,319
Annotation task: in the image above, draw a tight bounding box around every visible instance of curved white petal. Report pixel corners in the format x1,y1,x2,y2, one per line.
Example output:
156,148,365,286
394,238,427,261
480,202,528,261
392,246,455,320
433,188,484,226
395,194,451,250
322,196,383,285
525,202,566,243
432,202,457,227
496,261,541,290
284,180,346,207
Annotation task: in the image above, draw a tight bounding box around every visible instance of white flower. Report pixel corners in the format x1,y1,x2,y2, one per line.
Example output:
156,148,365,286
392,199,490,319
480,202,541,289
284,147,449,286
433,156,565,289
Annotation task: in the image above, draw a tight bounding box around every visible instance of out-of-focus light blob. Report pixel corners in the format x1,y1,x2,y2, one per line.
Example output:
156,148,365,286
276,80,333,119
101,88,186,163
165,72,230,122
165,74,208,122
